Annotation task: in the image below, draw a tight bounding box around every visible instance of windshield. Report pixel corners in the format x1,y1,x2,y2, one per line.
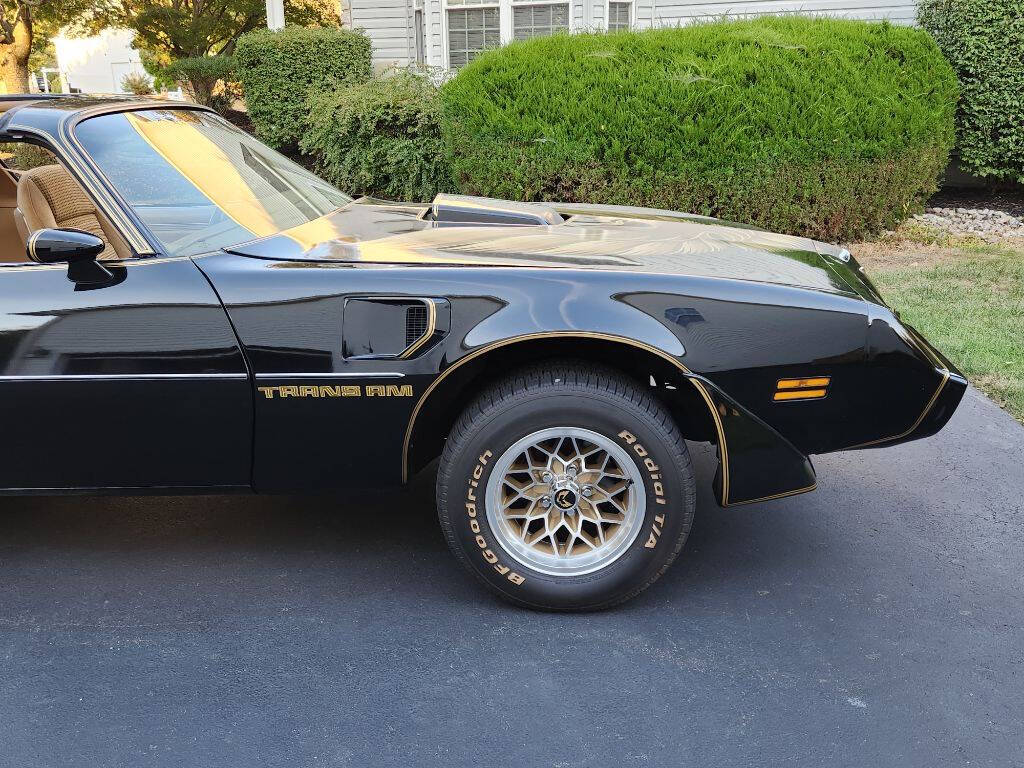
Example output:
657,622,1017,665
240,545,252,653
74,108,352,257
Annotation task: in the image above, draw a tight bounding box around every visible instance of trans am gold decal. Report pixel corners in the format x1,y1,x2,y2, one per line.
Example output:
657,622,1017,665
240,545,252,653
257,384,413,399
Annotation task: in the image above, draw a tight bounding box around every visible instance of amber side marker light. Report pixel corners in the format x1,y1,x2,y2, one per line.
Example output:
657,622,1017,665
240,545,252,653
774,377,831,401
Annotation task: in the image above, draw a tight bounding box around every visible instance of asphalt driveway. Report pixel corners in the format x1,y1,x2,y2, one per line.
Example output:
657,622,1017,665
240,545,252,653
1,387,1022,767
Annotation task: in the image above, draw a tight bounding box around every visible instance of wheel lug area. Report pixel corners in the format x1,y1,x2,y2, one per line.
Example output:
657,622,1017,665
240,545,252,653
489,429,645,576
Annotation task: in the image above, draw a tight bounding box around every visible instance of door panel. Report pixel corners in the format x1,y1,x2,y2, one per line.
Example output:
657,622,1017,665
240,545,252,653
0,256,252,490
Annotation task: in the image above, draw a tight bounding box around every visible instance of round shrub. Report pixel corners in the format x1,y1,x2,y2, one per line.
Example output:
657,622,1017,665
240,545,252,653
236,26,372,150
441,17,958,241
164,55,236,112
302,73,451,201
120,72,154,96
919,0,1024,184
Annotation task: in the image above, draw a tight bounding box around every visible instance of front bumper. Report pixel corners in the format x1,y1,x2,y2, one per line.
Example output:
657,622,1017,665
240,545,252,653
860,321,967,449
908,368,968,443
900,323,967,443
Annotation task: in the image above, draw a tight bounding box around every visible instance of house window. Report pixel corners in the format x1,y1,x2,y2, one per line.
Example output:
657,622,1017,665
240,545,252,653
447,0,501,69
608,1,631,31
512,2,570,40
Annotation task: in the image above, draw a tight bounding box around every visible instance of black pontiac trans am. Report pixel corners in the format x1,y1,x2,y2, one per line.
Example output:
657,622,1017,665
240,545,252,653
0,96,965,609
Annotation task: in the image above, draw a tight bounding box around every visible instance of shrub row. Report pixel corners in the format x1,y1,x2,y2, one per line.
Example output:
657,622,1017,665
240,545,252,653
235,26,372,150
240,17,957,241
441,17,957,241
302,73,451,201
919,0,1024,184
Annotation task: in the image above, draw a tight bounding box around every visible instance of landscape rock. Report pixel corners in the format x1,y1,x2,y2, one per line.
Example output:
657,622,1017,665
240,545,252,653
912,207,1024,241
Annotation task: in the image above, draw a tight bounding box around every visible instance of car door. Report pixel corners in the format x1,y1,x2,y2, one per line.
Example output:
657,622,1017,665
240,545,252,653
0,252,252,491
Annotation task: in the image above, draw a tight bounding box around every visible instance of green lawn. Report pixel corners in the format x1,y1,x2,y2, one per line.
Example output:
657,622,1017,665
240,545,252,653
868,244,1024,422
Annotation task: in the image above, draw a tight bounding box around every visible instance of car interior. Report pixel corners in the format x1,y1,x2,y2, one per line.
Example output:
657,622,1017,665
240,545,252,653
0,142,131,264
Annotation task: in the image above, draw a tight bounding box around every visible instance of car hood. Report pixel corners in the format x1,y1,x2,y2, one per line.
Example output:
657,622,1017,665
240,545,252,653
225,196,871,298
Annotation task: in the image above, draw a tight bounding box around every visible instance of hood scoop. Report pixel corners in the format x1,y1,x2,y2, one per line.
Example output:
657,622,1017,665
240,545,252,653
430,194,564,227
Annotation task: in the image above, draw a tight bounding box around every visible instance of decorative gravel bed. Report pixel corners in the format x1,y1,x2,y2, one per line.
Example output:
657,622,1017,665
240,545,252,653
912,207,1024,240
912,188,1024,241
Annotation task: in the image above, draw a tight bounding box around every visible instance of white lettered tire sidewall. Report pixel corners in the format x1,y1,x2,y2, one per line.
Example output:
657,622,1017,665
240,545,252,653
438,370,695,611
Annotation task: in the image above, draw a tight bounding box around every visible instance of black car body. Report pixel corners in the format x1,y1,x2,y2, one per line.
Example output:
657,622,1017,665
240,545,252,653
0,97,965,607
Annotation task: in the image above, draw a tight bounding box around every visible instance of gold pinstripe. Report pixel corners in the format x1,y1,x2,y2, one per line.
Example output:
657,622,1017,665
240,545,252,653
843,370,950,450
724,482,818,506
844,323,951,450
400,331,732,506
398,299,437,360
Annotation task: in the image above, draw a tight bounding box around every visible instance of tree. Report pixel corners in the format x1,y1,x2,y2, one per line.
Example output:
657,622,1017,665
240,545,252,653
87,0,338,68
2,0,336,97
0,1,31,93
1,1,92,93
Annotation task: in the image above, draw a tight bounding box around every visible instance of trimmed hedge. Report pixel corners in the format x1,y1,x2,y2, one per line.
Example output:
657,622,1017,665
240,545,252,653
919,0,1024,184
441,17,958,241
302,73,451,201
235,26,372,149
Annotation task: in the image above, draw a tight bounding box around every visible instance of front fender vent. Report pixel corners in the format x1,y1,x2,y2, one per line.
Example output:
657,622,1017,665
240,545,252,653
405,304,429,347
343,297,450,360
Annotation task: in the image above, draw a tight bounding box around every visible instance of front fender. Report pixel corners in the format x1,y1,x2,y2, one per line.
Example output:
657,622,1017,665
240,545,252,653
407,324,816,507
417,286,817,506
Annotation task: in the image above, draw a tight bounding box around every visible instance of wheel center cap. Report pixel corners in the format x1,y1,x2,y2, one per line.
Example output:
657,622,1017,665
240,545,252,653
554,487,578,510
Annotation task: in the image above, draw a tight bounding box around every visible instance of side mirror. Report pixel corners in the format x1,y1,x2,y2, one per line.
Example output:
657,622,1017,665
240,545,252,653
27,228,112,284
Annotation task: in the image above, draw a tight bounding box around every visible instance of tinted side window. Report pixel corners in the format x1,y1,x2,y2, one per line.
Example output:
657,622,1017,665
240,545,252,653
76,108,351,257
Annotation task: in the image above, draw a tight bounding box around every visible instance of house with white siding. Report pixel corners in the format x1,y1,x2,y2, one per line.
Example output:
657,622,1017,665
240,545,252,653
51,29,149,94
345,0,918,71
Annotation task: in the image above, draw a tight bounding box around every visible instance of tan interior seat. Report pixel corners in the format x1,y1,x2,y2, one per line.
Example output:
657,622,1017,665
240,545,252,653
0,167,23,263
15,164,132,261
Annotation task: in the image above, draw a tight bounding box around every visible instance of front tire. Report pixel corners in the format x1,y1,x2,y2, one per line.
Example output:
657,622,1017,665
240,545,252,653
436,362,696,610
